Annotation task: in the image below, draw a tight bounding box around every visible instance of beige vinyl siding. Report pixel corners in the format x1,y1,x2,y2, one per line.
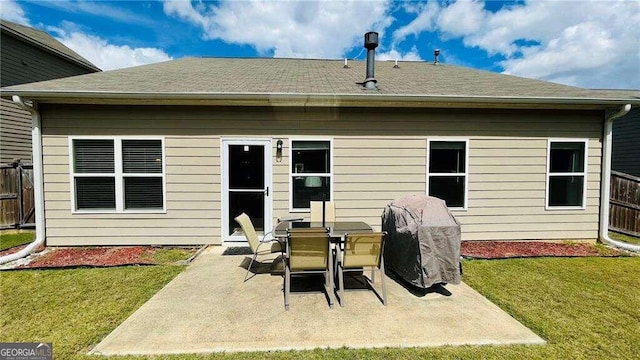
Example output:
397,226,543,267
40,105,603,245
0,98,32,164
333,137,426,226
42,134,220,246
458,137,601,240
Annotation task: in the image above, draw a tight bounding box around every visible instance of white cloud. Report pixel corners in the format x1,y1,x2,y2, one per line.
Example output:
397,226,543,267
0,0,30,25
163,0,394,58
392,0,440,42
500,22,615,79
436,0,485,38
378,46,423,61
497,2,640,89
50,26,172,71
392,0,640,89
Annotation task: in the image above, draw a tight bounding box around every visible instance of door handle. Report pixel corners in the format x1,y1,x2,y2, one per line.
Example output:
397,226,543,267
265,186,269,196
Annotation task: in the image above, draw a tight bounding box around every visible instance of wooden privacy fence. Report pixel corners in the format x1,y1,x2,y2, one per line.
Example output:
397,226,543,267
0,162,35,229
609,170,640,237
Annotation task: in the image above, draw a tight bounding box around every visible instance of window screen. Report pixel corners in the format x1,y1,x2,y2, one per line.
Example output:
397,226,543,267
428,140,467,209
291,140,331,210
548,141,586,207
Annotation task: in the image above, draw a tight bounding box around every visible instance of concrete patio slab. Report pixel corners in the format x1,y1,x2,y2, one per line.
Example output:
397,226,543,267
91,246,545,356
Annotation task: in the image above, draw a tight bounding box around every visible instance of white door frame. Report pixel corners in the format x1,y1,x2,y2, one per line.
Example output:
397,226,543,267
221,138,273,244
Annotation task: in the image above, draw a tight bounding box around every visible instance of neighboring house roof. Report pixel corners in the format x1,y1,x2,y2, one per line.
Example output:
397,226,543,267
2,57,638,108
0,19,101,72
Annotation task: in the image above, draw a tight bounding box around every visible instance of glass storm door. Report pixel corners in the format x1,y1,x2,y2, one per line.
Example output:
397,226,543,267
222,139,272,244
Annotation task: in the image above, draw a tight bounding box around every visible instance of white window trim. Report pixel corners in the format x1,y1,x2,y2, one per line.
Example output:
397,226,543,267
69,136,167,214
426,138,469,211
545,138,588,210
289,137,334,213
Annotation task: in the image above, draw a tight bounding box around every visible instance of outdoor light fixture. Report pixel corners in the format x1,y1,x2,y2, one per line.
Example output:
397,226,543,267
276,139,283,161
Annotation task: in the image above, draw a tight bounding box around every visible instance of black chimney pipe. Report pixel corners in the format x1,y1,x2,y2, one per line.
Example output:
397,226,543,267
363,32,378,90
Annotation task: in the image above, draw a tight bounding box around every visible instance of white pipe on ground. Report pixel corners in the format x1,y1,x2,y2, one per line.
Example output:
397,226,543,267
0,96,46,265
599,104,640,253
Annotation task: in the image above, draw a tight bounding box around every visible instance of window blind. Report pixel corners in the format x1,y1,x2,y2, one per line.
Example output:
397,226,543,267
75,177,116,209
124,177,163,209
72,138,164,211
73,139,114,173
122,140,162,173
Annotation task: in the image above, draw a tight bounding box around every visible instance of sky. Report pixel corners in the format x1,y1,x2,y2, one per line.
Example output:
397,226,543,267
1,0,639,90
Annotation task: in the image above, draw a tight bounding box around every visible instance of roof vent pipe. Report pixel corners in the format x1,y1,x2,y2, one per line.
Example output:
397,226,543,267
363,32,378,90
434,49,440,65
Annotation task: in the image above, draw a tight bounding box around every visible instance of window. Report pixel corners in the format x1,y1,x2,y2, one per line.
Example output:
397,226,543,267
547,140,587,208
71,137,165,212
427,139,468,209
290,140,332,211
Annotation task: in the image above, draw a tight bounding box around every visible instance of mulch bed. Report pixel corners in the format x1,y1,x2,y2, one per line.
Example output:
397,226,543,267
20,246,156,268
461,241,624,259
0,241,627,270
0,246,158,269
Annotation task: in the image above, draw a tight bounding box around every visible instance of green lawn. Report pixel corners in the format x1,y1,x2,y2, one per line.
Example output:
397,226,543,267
0,230,35,251
609,231,640,246
142,247,199,265
0,266,184,359
1,257,639,359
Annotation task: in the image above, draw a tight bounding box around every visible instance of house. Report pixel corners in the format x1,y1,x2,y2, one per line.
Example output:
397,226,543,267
0,19,100,164
592,89,640,178
1,51,638,247
611,94,640,178
612,106,640,178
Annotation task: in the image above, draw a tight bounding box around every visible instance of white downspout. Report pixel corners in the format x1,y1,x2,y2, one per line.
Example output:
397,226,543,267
599,104,640,253
0,96,46,264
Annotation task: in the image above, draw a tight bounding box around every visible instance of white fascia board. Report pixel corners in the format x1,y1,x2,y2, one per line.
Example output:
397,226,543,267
2,90,639,108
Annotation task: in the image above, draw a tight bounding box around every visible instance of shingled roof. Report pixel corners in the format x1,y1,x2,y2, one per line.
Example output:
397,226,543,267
1,20,100,72
2,57,638,108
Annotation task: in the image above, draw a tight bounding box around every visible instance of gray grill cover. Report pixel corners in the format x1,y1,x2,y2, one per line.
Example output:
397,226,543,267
382,194,461,289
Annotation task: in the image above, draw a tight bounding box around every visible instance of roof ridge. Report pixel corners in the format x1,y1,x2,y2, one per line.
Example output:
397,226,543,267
191,56,429,63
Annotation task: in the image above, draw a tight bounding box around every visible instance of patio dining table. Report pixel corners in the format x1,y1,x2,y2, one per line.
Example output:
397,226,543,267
274,221,374,240
275,221,374,307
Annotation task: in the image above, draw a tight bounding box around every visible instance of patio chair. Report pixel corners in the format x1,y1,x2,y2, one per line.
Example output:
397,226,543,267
234,213,284,283
284,229,334,310
288,226,337,255
310,201,335,223
287,227,329,234
336,232,387,306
